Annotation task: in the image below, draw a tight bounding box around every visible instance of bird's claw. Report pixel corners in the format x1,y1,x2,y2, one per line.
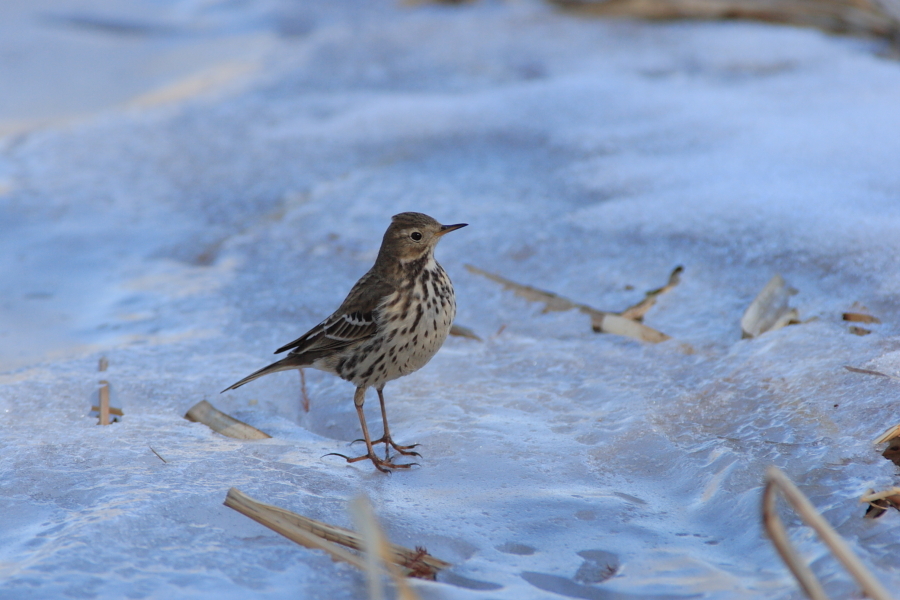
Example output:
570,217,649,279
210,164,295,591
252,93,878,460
352,436,421,456
323,452,417,473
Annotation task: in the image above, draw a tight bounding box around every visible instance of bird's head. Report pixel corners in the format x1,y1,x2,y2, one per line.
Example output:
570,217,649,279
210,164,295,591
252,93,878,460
378,212,467,263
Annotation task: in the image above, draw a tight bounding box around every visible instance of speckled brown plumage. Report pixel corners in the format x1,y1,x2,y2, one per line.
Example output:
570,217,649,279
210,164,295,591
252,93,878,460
223,212,466,472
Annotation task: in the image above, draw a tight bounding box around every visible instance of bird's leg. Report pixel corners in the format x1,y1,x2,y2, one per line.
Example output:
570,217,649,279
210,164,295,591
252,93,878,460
325,387,415,472
370,388,420,458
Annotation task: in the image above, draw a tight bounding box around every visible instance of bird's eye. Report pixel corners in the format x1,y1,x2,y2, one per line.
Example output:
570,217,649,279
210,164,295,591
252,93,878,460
410,231,423,241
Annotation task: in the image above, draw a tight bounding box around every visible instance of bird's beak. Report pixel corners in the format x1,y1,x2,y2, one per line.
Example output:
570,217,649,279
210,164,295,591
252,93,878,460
437,223,468,236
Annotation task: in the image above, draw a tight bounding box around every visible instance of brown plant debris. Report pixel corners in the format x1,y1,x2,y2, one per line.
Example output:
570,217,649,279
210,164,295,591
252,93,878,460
875,423,900,444
619,265,683,321
149,446,168,464
548,0,900,40
741,274,800,338
874,423,900,467
299,369,310,413
843,311,881,324
449,323,483,341
90,405,124,416
98,357,110,425
849,326,872,336
861,488,900,519
184,400,271,440
762,466,893,600
465,264,672,343
844,366,900,381
223,488,450,581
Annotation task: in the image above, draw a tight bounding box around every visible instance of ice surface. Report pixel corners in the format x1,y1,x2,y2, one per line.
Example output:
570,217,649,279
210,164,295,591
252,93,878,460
2,1,900,599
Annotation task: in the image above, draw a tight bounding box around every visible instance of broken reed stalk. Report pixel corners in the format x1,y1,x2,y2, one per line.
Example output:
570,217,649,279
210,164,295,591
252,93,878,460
223,488,449,579
465,264,673,343
548,0,900,40
762,466,893,600
184,400,271,440
225,488,368,571
618,265,683,321
98,357,110,426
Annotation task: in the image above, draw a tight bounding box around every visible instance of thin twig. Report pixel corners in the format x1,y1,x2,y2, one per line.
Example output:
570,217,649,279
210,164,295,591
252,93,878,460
149,446,168,464
844,365,900,382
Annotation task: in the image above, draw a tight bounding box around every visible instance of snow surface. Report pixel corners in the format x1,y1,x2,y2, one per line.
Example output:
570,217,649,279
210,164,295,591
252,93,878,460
2,1,900,598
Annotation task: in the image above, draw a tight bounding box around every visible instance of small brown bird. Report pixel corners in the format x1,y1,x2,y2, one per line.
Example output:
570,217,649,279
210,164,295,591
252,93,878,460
223,212,467,472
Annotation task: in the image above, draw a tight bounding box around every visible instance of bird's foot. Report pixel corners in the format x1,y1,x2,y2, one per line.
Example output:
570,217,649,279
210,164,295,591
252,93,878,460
352,435,421,457
324,451,417,473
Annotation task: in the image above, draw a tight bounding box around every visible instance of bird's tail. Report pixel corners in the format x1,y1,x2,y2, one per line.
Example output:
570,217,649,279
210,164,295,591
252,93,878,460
221,356,309,393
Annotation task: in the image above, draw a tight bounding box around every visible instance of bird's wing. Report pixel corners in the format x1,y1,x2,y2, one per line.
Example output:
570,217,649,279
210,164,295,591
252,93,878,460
274,273,396,356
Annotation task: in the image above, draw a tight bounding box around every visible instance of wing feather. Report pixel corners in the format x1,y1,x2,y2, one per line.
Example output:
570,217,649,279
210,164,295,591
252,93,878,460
273,272,395,357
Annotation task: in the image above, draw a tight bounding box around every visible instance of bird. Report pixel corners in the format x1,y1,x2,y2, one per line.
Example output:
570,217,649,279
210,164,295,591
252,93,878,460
222,212,467,472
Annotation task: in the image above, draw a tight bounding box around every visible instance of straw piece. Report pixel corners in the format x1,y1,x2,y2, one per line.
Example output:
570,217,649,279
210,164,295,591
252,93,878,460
91,405,124,416
184,400,271,440
618,265,683,321
465,264,671,343
449,324,483,341
843,312,881,324
223,488,450,579
224,488,368,571
873,423,900,444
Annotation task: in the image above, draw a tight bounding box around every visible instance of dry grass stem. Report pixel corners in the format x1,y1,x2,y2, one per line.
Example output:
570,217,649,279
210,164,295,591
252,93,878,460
149,446,168,464
860,487,900,519
98,357,110,426
449,323,483,341
184,400,271,440
350,496,420,600
618,265,683,321
741,275,800,338
90,405,124,416
224,488,368,571
873,423,900,444
862,487,900,501
465,264,671,343
762,466,893,600
844,365,900,382
843,312,881,324
300,369,310,413
549,0,900,40
223,488,450,580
